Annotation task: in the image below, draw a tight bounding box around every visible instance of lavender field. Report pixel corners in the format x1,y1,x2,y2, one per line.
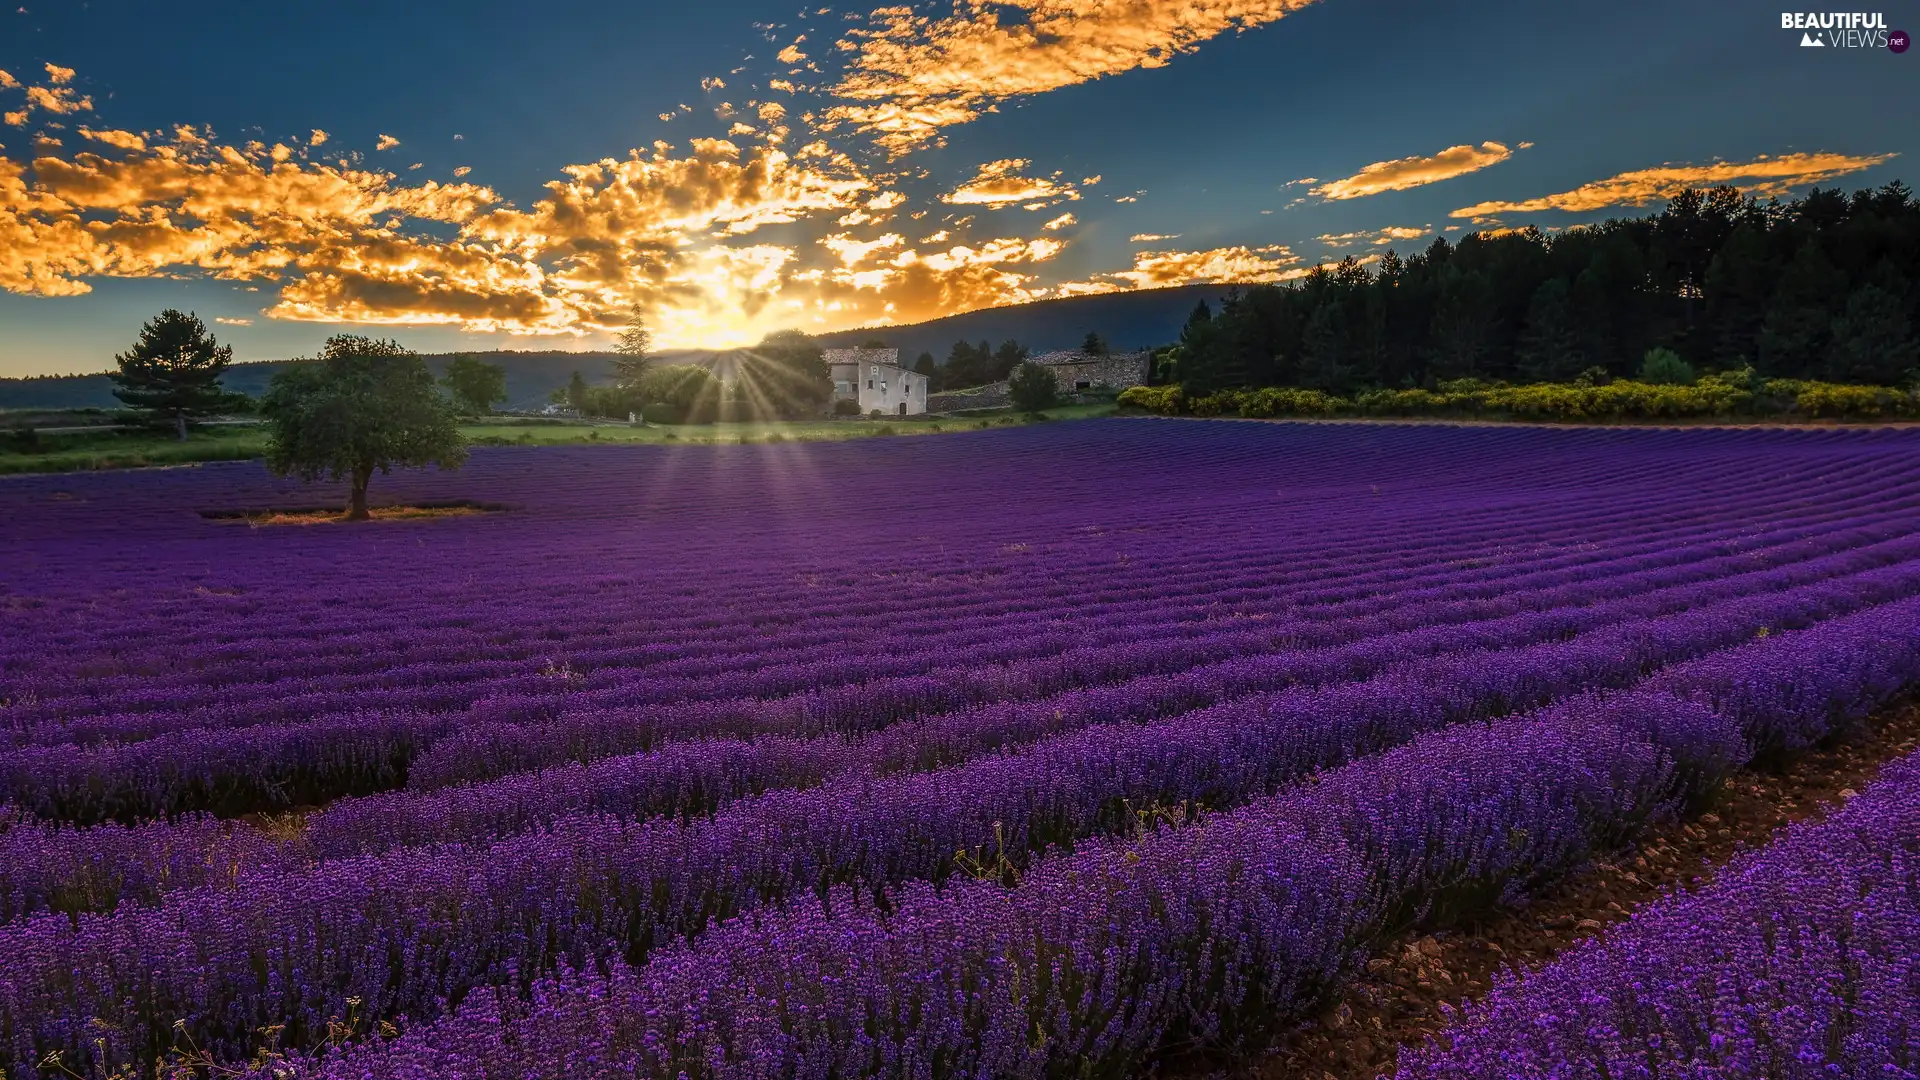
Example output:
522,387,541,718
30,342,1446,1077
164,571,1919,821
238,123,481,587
3,418,1920,1079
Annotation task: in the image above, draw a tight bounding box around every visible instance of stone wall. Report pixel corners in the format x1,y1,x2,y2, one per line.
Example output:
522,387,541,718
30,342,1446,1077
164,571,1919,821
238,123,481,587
1031,350,1151,392
926,384,1010,413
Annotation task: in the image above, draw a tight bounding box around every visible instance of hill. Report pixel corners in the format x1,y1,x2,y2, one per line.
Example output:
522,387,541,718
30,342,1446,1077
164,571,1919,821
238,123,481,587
814,283,1234,360
0,284,1232,411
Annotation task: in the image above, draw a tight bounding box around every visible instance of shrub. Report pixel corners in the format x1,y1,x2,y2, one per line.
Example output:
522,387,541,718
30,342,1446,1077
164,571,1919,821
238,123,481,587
640,402,683,425
1186,390,1247,417
869,408,885,419
1117,385,1182,415
1007,362,1061,413
1638,348,1695,386
832,399,862,417
1237,388,1344,418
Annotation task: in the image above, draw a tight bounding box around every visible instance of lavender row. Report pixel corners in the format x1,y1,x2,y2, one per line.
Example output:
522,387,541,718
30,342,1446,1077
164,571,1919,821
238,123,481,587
4,481,1689,721
243,585,1920,1080
13,474,1865,744
6,518,1910,835
4,581,1913,1070
405,521,1920,790
258,693,1736,1080
309,534,1920,856
8,429,1902,732
1395,750,1920,1080
4,525,1878,922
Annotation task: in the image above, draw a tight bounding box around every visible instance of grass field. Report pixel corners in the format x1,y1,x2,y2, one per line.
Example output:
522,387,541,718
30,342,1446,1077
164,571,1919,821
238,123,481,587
0,404,1118,475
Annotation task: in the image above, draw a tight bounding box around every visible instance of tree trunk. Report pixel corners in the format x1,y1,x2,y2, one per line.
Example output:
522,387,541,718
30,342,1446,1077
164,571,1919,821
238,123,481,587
346,466,372,521
174,411,188,442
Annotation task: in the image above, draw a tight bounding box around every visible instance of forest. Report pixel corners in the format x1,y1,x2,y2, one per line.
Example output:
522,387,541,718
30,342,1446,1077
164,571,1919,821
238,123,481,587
1165,182,1920,395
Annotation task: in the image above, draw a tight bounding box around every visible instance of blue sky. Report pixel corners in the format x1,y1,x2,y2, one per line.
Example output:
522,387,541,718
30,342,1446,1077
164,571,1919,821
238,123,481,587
0,0,1910,376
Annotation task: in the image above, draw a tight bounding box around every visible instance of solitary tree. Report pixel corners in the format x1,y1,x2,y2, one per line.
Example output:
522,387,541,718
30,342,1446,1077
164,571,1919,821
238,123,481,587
260,336,467,520
1007,361,1061,413
441,355,507,415
612,307,652,388
911,352,938,379
1081,331,1108,356
110,310,248,440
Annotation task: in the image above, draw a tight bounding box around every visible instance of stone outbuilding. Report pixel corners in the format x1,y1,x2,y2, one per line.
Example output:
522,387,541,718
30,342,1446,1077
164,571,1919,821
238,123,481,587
825,347,929,415
1029,349,1152,393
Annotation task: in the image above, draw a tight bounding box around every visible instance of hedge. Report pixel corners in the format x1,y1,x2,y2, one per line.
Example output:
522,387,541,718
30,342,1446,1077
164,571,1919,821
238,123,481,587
1118,372,1920,424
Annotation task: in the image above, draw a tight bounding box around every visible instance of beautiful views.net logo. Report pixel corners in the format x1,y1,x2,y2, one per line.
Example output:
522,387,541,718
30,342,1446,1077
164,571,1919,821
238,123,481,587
1781,11,1908,48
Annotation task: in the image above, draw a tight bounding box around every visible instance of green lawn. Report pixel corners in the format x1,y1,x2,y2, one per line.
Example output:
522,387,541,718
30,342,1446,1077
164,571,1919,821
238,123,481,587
0,405,1118,475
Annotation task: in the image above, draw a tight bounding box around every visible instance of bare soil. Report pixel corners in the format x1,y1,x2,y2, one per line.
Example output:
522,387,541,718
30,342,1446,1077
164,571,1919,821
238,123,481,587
201,503,502,526
1176,701,1920,1080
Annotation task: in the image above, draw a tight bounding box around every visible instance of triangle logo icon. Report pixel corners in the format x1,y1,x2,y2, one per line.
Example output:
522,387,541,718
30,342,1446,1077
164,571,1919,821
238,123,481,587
1800,31,1825,45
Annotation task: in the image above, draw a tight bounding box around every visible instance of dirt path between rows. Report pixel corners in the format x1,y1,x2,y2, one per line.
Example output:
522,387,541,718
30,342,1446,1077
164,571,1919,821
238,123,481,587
1171,700,1920,1080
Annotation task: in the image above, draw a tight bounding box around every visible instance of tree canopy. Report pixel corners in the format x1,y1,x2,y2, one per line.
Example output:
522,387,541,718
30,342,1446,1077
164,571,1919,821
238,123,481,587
1007,361,1061,413
110,310,249,439
441,356,507,415
740,330,833,417
935,338,1028,391
1170,181,1920,396
260,335,467,520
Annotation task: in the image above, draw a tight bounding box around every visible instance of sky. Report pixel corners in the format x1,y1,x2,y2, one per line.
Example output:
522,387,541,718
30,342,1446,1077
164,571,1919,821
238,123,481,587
0,0,1911,377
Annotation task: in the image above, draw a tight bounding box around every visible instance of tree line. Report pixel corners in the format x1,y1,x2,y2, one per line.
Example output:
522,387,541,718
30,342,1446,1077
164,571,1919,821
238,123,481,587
1166,181,1920,396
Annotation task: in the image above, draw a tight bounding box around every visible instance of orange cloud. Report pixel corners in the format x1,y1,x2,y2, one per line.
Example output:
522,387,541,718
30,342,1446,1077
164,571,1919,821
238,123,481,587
76,127,147,150
1042,212,1076,230
1317,224,1429,247
1129,232,1178,242
44,63,75,85
215,316,252,325
1081,244,1301,289
375,134,400,151
942,158,1079,206
826,0,1324,153
1310,142,1516,201
1450,151,1899,220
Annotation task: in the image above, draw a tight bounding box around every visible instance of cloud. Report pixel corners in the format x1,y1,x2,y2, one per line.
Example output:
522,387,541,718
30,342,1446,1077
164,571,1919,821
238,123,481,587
942,158,1079,206
375,134,400,151
43,63,73,84
0,70,17,90
701,76,727,91
1450,151,1899,221
309,129,328,146
1316,224,1429,247
824,0,1324,153
1042,212,1075,230
214,316,252,325
1309,141,1516,201
75,126,145,150
1129,232,1178,242
1081,244,1301,289
453,165,472,177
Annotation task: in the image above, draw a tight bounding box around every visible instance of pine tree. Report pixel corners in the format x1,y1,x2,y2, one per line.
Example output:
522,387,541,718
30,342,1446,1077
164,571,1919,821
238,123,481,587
1830,282,1918,384
1758,242,1845,376
1516,278,1584,382
110,310,246,440
1298,302,1353,393
611,308,652,388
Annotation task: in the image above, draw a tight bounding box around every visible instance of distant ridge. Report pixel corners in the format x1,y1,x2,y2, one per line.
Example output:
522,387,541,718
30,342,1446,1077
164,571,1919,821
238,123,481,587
0,284,1236,411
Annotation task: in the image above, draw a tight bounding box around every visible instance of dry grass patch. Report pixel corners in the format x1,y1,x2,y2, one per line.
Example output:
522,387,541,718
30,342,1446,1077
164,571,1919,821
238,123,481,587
201,502,502,526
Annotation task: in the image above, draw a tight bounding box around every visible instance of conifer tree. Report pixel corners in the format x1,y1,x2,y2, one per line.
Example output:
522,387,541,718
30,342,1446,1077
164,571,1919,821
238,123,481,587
110,310,247,440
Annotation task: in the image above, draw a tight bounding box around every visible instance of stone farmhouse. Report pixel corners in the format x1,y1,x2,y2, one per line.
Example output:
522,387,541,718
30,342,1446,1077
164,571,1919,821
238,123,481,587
825,347,929,415
1030,349,1152,393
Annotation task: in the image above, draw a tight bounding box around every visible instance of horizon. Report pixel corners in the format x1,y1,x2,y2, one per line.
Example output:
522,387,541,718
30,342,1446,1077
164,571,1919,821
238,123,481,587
1,0,1911,378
